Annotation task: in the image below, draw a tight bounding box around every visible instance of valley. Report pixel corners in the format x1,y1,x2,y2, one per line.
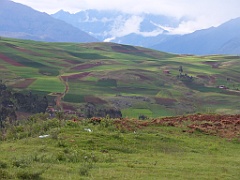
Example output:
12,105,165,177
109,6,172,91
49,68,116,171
0,1,240,180
0,37,240,119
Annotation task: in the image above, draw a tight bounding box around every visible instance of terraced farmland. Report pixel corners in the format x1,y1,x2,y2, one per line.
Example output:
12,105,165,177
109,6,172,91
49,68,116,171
0,37,240,117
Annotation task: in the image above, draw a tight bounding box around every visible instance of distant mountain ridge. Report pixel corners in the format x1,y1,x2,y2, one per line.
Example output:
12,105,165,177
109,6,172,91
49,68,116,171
52,9,181,46
52,9,240,55
0,0,98,42
1,0,240,55
152,17,240,55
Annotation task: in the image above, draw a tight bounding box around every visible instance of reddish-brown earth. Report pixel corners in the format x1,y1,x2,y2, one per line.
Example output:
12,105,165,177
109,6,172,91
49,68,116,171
71,62,102,71
132,73,151,80
203,61,220,68
61,72,91,81
155,98,177,106
3,42,40,56
11,78,36,88
151,114,240,139
111,114,240,139
61,102,77,112
196,75,216,85
15,47,41,56
0,53,24,66
94,47,105,51
84,96,107,104
0,65,6,69
111,45,151,53
64,60,81,65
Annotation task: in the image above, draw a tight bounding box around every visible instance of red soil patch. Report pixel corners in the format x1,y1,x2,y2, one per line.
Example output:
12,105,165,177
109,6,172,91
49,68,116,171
111,45,151,53
15,47,41,56
82,114,240,139
84,96,107,104
72,62,103,71
0,53,24,67
94,47,105,51
61,72,91,81
132,73,151,80
0,65,6,69
64,60,81,65
62,102,77,111
151,114,240,139
197,75,216,85
11,78,36,88
203,61,220,68
155,98,177,106
209,76,216,84
197,75,209,79
3,42,41,56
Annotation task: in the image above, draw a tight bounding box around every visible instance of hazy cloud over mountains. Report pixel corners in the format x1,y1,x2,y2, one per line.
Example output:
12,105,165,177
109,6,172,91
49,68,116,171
12,0,240,34
105,15,165,40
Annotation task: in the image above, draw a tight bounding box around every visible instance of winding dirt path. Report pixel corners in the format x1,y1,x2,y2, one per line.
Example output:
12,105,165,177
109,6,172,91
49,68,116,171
55,74,69,110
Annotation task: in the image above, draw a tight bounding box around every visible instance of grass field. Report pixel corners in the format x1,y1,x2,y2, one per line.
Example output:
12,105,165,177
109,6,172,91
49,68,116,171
0,37,240,117
0,116,239,180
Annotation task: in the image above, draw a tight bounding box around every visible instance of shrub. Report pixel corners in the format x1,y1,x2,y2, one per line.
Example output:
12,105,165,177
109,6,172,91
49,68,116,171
12,157,32,168
79,165,91,176
0,169,12,179
56,152,66,162
17,170,43,180
0,160,8,168
50,128,60,140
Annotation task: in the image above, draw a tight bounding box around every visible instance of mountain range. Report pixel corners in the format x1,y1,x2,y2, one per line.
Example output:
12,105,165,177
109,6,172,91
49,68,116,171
1,0,240,55
152,17,240,55
52,9,181,45
52,10,240,55
0,0,97,42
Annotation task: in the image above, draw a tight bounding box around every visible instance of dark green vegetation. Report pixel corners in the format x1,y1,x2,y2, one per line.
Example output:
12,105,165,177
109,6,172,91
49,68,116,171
0,81,49,129
0,37,240,118
0,115,239,179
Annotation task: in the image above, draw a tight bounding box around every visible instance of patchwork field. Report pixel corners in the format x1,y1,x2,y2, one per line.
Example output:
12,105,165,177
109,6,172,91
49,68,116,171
0,37,240,117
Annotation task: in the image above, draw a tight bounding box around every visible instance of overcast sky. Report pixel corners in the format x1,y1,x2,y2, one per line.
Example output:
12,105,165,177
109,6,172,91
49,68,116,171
12,0,240,34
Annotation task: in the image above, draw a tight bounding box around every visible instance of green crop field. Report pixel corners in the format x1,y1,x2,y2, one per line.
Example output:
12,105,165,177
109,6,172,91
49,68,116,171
0,37,240,117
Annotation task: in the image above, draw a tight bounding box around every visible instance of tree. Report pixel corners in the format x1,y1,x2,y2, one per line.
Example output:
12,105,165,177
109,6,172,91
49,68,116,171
179,65,183,74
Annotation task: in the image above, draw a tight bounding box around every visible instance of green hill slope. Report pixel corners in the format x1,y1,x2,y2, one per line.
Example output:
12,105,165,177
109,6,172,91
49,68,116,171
0,37,240,118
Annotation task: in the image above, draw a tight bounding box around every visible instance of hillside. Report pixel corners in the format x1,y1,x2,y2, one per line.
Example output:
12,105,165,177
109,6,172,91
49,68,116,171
0,37,240,119
152,17,240,55
0,0,97,42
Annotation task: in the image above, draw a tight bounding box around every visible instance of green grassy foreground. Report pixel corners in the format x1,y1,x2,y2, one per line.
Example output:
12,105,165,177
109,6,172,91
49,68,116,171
0,115,239,179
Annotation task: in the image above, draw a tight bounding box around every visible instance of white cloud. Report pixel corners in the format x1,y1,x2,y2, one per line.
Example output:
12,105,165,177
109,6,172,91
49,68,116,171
163,16,224,35
11,0,240,35
103,37,116,42
138,29,164,37
109,15,143,37
106,15,164,38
